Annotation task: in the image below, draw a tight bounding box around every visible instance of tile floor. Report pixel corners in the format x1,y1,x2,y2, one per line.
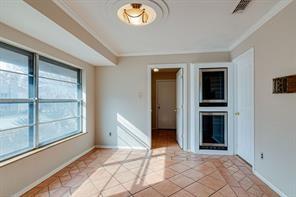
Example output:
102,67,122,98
23,130,278,197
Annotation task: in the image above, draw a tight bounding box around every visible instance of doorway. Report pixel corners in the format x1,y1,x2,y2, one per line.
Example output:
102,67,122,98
156,79,176,130
148,64,187,150
233,48,255,166
153,69,181,148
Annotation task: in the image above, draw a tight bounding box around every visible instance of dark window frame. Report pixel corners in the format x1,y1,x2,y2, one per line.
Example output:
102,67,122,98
0,41,83,162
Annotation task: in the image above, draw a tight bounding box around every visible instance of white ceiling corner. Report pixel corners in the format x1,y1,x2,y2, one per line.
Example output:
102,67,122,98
229,0,293,50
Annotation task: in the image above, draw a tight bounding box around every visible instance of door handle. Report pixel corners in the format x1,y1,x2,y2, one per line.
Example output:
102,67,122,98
235,112,240,116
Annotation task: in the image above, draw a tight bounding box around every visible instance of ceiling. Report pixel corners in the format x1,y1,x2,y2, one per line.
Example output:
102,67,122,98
0,0,115,66
0,0,288,66
56,0,280,56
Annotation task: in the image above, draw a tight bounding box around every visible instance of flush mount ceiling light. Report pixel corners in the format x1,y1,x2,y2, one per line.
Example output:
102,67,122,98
117,3,156,26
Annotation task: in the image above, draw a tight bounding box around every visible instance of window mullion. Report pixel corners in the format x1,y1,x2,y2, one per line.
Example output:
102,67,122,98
34,54,40,148
38,99,80,103
79,70,83,132
0,99,34,103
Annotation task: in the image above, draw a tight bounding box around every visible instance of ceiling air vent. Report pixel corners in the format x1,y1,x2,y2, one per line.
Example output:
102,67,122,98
232,0,252,14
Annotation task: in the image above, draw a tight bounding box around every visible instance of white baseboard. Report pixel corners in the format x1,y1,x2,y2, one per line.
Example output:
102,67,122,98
14,146,95,197
95,145,148,150
253,169,287,197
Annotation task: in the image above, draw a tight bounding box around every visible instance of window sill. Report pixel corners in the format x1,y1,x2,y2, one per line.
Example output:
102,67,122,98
0,132,87,168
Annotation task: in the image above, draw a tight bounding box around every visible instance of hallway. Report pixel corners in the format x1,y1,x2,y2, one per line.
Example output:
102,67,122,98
22,138,278,197
152,129,179,149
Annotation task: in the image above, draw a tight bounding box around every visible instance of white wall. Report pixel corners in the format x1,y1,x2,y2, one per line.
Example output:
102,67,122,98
95,53,230,150
231,1,296,196
0,23,96,196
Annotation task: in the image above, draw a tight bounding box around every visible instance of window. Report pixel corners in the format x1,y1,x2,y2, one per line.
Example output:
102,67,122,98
38,57,82,145
0,42,82,162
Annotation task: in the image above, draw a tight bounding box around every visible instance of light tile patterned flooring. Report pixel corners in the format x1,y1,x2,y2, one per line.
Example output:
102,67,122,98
23,130,278,197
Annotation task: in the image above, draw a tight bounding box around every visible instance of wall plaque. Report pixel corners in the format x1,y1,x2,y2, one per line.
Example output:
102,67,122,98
273,75,296,94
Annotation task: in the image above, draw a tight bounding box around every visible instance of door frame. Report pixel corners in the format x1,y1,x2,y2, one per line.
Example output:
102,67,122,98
233,48,255,167
155,79,176,129
147,64,188,150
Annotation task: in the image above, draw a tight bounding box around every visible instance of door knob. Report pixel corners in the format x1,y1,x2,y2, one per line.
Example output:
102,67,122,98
235,112,240,116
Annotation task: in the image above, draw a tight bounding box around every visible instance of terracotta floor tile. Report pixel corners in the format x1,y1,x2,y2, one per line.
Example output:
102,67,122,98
182,169,206,181
101,185,130,197
79,166,97,176
169,163,191,173
227,165,239,174
87,159,103,168
54,169,71,178
181,160,200,168
48,178,62,191
71,181,100,197
222,161,234,168
231,186,249,197
212,185,236,197
248,174,266,185
239,176,254,191
221,173,240,187
247,184,264,197
62,175,89,188
59,175,72,185
123,160,145,170
133,187,163,197
194,164,216,175
113,170,138,184
142,172,166,185
170,189,195,197
22,130,278,197
88,168,111,181
129,166,155,178
155,168,180,179
104,163,129,175
122,178,150,194
258,184,279,197
34,192,49,197
169,174,195,188
212,160,223,168
31,187,49,197
185,182,215,197
240,166,253,175
22,187,41,197
91,177,121,191
209,171,226,182
49,187,71,197
198,175,226,191
233,170,246,181
153,180,181,196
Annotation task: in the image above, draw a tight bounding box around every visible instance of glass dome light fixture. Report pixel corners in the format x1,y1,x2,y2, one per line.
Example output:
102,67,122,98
117,3,156,26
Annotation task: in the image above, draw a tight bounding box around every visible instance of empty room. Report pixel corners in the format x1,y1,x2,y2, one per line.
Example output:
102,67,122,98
0,0,295,196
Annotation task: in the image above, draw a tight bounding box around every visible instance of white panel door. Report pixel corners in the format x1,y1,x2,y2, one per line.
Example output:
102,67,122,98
234,49,254,165
157,80,176,129
176,69,183,148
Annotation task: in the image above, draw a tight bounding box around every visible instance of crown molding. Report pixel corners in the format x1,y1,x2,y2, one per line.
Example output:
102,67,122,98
229,0,293,51
118,48,230,57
